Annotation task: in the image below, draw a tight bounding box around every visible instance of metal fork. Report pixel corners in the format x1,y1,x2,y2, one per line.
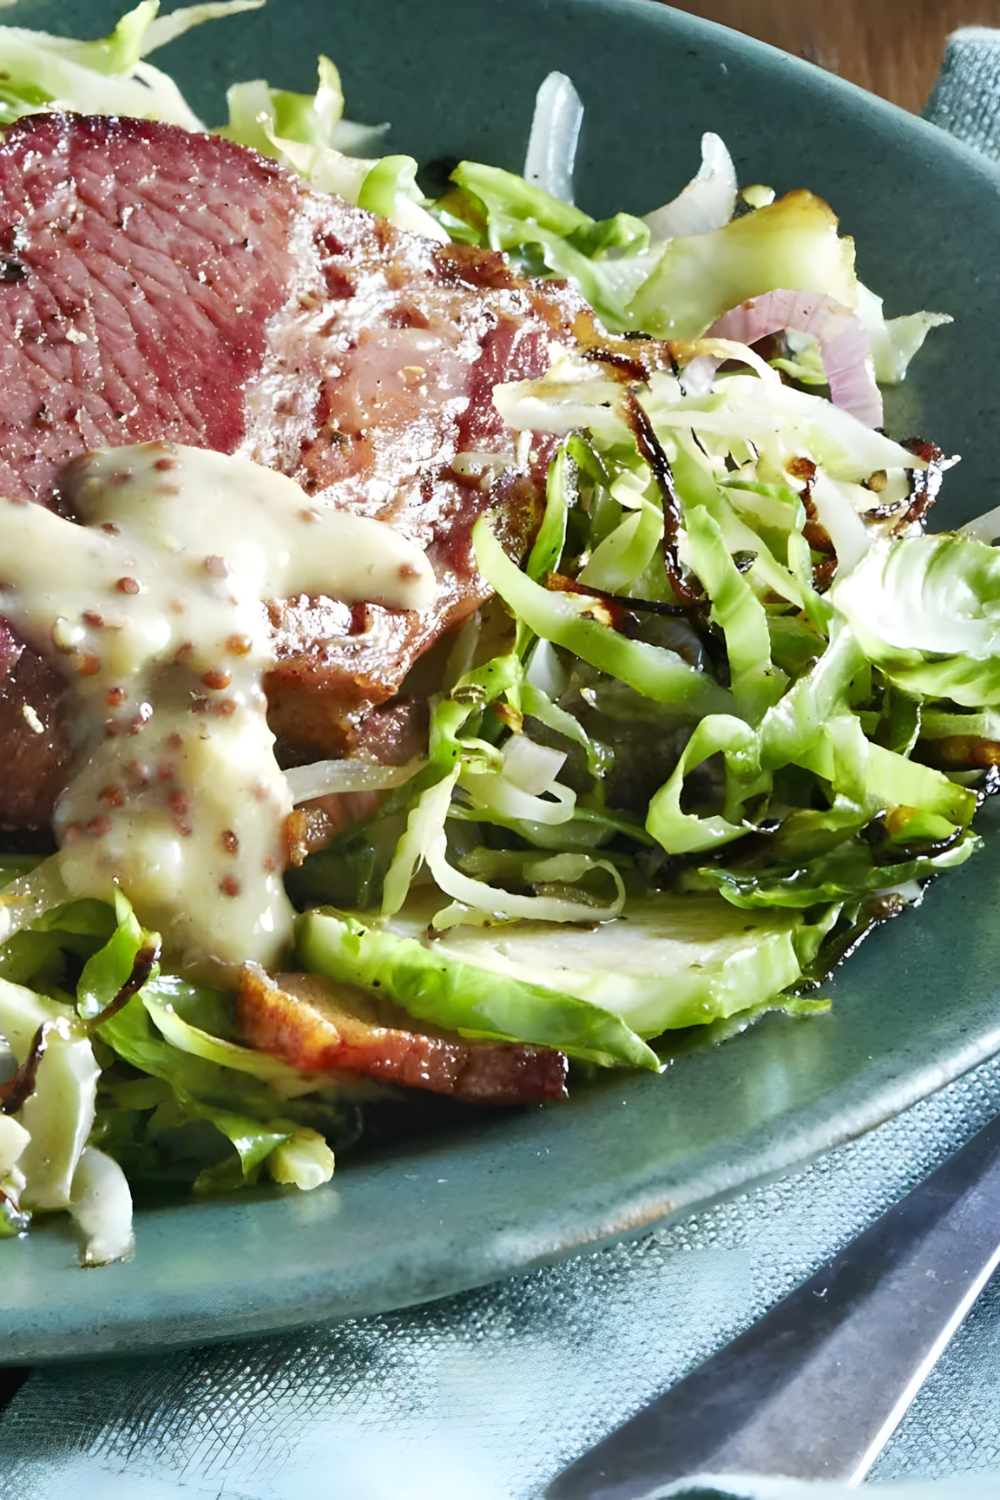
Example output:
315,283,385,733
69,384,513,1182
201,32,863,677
546,1109,1000,1498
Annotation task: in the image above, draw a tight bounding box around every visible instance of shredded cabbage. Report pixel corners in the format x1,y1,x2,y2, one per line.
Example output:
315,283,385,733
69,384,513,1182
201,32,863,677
0,0,985,1265
0,1,257,130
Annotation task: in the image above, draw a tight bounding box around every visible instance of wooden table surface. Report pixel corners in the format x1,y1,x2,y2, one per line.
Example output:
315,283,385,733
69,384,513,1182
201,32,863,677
664,0,1000,114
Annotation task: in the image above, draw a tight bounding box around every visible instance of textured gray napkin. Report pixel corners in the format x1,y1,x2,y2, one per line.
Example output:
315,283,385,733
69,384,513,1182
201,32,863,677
7,1052,1000,1498
6,25,1000,1500
923,27,1000,158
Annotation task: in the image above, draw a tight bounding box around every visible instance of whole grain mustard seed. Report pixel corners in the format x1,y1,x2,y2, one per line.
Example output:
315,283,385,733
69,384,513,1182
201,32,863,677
0,441,433,974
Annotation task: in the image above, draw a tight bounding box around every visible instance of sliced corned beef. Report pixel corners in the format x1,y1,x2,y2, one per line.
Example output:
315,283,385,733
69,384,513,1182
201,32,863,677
0,113,592,832
0,113,299,502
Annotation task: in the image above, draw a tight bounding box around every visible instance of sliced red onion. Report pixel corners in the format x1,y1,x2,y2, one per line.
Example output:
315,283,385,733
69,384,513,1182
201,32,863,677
707,289,883,427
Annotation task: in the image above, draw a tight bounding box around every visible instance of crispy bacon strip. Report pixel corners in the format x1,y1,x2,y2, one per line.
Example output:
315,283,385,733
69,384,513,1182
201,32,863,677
236,963,568,1106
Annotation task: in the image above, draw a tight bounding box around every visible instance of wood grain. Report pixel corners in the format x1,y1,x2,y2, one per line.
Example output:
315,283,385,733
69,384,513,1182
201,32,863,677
663,0,1000,113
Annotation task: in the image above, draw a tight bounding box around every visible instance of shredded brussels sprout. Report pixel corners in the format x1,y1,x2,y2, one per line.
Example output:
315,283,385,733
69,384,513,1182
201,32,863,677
0,0,978,1267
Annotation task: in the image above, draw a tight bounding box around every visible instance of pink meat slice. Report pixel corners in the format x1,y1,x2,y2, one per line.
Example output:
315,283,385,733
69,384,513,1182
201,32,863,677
0,113,299,498
0,113,592,832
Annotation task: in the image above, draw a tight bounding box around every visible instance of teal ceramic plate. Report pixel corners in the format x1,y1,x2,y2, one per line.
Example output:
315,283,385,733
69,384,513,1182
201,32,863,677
5,0,1000,1363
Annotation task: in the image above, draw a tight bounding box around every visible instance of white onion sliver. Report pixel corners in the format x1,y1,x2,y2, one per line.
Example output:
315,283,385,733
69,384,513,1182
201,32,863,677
961,503,1000,545
694,336,780,386
854,283,952,385
523,72,583,206
525,639,569,699
810,471,873,578
330,118,390,157
427,831,625,928
267,1129,335,1191
708,290,883,428
69,1146,135,1265
643,132,737,243
285,756,423,805
461,769,576,826
501,736,568,796
18,1019,99,1212
0,1114,28,1177
142,0,264,55
678,354,720,396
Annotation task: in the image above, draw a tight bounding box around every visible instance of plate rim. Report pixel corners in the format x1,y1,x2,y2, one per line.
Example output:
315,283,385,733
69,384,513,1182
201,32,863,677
3,0,1000,1363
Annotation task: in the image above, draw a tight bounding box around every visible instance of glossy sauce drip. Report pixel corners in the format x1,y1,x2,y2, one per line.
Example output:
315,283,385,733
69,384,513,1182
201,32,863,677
0,442,435,978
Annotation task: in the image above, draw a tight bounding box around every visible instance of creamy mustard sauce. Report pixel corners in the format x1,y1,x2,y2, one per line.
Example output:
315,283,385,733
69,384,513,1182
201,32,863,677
0,442,435,979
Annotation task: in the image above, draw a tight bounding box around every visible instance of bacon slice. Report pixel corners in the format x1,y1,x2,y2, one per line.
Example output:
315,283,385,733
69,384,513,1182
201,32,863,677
236,963,568,1106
